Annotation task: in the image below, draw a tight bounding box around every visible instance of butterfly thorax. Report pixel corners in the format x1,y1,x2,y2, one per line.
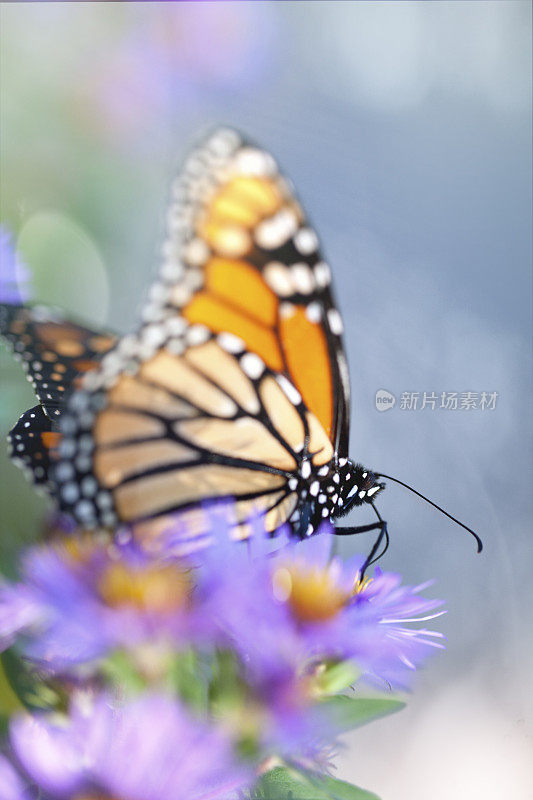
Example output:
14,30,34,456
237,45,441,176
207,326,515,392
335,461,384,512
292,458,385,537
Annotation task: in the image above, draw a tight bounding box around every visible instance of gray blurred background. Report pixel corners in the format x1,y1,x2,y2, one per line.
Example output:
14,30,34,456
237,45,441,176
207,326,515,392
0,2,531,797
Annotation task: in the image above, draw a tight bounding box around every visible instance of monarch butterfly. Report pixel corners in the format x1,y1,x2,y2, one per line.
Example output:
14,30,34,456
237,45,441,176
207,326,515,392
1,129,481,564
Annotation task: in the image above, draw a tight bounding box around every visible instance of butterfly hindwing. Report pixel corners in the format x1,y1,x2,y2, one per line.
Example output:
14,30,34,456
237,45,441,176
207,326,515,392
0,303,117,419
8,405,61,493
55,332,335,538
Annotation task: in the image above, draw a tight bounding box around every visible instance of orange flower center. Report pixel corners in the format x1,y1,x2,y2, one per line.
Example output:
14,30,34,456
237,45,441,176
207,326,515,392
97,562,191,613
272,564,349,623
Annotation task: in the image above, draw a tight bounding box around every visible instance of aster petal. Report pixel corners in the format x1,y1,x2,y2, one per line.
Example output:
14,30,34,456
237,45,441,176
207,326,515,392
0,584,43,651
291,524,333,567
90,694,252,800
0,755,30,800
10,693,252,800
0,226,31,304
10,713,86,797
19,549,109,667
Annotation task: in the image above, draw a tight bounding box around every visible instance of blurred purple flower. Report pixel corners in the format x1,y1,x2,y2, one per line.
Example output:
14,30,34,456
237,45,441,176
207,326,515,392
0,582,43,653
250,666,338,763
9,692,251,800
0,538,206,672
0,755,29,800
150,3,277,89
0,226,31,304
91,43,173,142
81,3,278,146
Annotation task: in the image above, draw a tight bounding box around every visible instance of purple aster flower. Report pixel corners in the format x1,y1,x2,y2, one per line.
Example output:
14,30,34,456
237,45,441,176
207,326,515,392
9,692,252,800
0,537,207,673
196,517,445,691
270,531,446,689
342,563,446,688
0,226,31,304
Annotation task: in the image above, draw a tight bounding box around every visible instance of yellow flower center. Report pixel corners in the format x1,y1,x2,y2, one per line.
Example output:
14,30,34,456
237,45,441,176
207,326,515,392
272,564,349,623
55,534,102,564
97,562,191,613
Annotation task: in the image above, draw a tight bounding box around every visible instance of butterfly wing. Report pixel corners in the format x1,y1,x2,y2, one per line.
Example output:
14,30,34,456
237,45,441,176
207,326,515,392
0,303,117,419
161,129,350,454
54,129,349,541
55,335,335,539
7,405,61,493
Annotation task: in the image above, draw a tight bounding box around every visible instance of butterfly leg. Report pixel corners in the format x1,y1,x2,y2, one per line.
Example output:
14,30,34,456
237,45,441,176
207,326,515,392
333,521,385,536
333,518,389,579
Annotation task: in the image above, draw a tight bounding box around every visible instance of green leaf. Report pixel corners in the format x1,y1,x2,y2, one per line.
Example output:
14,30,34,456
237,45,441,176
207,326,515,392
250,766,380,800
0,654,24,715
313,660,359,696
101,650,146,694
316,774,381,800
167,649,208,711
0,714,9,739
319,694,405,734
208,648,245,706
0,649,61,713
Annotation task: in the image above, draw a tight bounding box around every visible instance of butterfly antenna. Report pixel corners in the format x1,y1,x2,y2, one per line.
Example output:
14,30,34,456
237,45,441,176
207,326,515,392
374,472,483,553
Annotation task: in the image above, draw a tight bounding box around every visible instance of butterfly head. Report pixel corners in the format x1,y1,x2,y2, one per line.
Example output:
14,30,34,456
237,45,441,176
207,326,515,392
336,461,385,516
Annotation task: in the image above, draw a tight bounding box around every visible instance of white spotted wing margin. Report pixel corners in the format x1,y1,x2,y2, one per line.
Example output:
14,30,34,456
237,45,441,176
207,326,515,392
7,405,59,493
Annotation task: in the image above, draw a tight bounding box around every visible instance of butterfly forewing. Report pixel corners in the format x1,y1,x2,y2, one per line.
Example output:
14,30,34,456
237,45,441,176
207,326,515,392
0,304,116,419
151,129,350,451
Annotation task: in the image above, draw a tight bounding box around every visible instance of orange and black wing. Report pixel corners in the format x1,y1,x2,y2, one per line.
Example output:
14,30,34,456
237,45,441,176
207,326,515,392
53,129,349,542
0,304,117,419
161,129,351,454
55,333,336,547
